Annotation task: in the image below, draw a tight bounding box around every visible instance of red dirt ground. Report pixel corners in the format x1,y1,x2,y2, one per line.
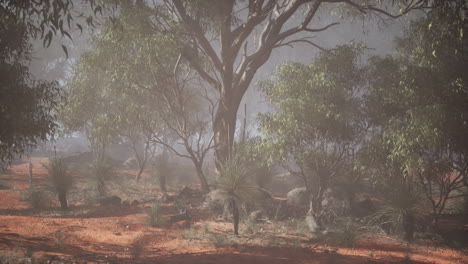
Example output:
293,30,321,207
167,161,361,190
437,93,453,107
0,158,467,263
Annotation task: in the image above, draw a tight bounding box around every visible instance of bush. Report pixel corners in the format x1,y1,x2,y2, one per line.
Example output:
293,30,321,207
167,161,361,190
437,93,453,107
182,227,199,240
330,218,362,247
146,203,162,227
210,233,227,248
27,188,50,209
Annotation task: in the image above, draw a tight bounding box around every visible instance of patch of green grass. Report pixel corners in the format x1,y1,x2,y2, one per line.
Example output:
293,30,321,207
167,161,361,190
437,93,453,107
146,203,162,227
210,233,228,248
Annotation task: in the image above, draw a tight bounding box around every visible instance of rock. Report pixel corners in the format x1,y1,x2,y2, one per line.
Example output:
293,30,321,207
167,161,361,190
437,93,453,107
202,189,225,210
178,186,200,199
306,212,319,233
287,187,309,206
203,189,232,220
122,157,138,169
249,210,263,222
98,196,121,206
169,209,191,223
156,192,173,203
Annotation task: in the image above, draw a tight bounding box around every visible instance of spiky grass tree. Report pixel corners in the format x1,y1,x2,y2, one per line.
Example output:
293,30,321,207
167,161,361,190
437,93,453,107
45,158,72,210
217,155,257,236
370,179,427,242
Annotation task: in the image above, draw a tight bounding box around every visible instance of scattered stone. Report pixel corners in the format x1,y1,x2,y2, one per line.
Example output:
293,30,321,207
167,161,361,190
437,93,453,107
178,186,200,199
249,210,263,222
286,187,308,206
98,196,121,206
156,192,173,203
122,156,138,169
169,209,191,223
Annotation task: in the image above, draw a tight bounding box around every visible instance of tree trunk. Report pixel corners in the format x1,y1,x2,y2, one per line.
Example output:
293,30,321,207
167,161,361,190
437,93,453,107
306,197,321,233
213,98,239,172
58,191,68,210
28,161,33,189
159,173,167,193
135,167,144,182
194,162,210,193
403,213,415,242
230,197,240,236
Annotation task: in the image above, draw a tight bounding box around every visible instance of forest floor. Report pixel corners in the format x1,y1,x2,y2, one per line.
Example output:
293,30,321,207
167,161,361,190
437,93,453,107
0,158,467,264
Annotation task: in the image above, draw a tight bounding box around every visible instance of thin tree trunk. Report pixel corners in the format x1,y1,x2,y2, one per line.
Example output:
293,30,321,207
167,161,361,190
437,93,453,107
230,197,240,236
194,162,210,192
403,213,415,242
159,173,167,193
28,161,33,189
213,99,238,172
58,191,68,210
135,167,144,182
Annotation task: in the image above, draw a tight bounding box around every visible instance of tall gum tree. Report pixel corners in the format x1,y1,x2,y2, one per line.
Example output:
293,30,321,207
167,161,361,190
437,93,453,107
158,0,445,170
3,0,463,169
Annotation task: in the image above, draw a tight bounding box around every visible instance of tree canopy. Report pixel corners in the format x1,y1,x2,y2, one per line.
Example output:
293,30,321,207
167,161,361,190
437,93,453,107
0,11,62,164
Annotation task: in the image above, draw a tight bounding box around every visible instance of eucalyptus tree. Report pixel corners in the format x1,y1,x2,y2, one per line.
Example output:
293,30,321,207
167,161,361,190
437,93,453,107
258,45,365,230
62,2,215,190
2,0,462,171
0,9,62,165
365,5,468,229
155,0,447,170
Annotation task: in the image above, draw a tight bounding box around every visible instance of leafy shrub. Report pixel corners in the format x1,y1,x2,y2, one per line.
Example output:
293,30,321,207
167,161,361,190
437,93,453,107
210,233,227,248
266,235,281,247
27,188,50,209
287,218,310,235
146,203,162,227
330,218,362,247
182,227,199,240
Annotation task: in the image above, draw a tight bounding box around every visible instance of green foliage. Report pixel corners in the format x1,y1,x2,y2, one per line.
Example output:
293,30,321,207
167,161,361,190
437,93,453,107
209,233,228,248
1,0,108,42
369,180,427,240
258,45,365,226
90,154,113,197
365,7,467,225
216,153,258,203
258,44,364,167
234,137,274,189
60,2,175,150
146,203,162,228
330,218,363,247
0,12,62,164
366,6,468,170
